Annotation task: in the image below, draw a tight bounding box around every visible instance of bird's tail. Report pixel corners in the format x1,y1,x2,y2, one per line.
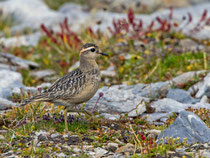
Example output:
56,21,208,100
20,93,48,106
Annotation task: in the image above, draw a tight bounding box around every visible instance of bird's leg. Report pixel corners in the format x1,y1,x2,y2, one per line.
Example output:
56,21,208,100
64,107,68,132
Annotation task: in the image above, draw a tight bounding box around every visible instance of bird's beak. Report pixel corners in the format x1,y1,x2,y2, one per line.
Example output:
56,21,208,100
99,52,108,56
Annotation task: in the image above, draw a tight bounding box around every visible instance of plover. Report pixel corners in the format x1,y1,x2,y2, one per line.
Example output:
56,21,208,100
20,43,108,131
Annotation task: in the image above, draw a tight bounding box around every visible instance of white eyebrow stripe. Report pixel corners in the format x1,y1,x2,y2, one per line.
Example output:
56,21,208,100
81,47,95,52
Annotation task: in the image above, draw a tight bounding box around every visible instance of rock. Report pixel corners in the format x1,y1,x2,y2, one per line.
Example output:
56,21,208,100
147,129,161,136
0,64,16,71
158,111,210,144
58,3,90,33
107,143,119,148
166,88,198,104
179,38,200,51
0,70,24,99
94,147,108,157
141,112,173,124
128,101,146,117
202,150,210,158
172,70,206,86
0,97,16,110
56,153,66,157
0,135,5,140
68,61,80,72
85,84,150,114
99,113,120,120
116,143,135,154
195,72,210,98
0,32,41,47
133,82,170,98
107,142,118,152
30,69,56,80
0,0,63,33
200,95,209,103
151,98,210,113
101,66,116,77
151,98,188,113
188,80,204,96
51,133,59,138
0,52,39,69
35,130,49,137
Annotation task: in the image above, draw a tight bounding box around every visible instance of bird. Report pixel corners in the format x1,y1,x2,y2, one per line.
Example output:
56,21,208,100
20,43,108,131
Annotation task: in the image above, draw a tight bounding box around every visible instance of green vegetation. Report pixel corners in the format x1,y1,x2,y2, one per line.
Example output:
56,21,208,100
43,0,86,10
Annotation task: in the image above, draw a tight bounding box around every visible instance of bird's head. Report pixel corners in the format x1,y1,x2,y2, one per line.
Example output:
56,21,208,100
80,43,108,60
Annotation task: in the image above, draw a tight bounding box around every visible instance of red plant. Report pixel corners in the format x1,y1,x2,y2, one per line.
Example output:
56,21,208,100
108,8,210,39
41,17,82,49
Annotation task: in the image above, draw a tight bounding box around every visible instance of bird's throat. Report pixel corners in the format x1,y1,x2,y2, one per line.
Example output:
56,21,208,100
79,56,98,72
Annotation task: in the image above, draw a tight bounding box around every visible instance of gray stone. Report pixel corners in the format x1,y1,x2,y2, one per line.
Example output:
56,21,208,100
151,98,210,113
202,150,210,158
141,112,173,123
99,113,120,120
200,95,209,103
195,72,210,98
151,98,188,113
0,97,16,110
166,88,198,104
172,70,206,86
0,32,41,47
51,133,59,138
0,70,24,99
68,61,80,72
30,69,56,79
158,111,210,144
101,66,116,77
85,84,150,114
0,64,16,71
94,147,108,157
0,0,63,33
179,39,200,51
134,82,170,98
0,52,39,69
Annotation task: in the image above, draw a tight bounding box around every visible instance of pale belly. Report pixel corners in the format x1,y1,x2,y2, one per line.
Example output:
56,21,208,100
70,81,100,104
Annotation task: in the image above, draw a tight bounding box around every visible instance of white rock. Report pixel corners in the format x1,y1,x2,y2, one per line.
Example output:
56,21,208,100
0,135,5,140
151,98,210,113
107,143,119,148
0,97,16,110
101,66,116,77
51,133,59,138
56,153,66,157
0,52,39,69
151,98,188,113
94,147,108,157
99,113,120,120
68,61,80,72
195,72,210,98
85,84,150,113
172,70,206,85
128,100,146,117
0,32,41,47
0,0,62,32
0,70,24,99
200,95,209,103
30,69,56,79
142,112,173,123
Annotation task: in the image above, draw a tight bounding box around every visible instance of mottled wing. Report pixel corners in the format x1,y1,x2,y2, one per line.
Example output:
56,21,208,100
42,68,88,100
46,68,83,92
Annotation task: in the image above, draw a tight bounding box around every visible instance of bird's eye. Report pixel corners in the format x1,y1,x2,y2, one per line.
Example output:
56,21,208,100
90,48,95,52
